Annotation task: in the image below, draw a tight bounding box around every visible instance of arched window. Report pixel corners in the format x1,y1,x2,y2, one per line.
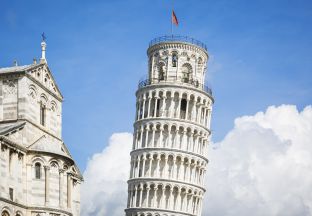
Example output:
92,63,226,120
2,211,10,216
172,53,178,67
40,104,46,126
158,62,165,81
181,63,193,83
35,162,41,179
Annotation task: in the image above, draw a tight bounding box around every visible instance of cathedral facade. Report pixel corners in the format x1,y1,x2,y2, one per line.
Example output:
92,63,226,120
0,40,82,216
125,36,213,216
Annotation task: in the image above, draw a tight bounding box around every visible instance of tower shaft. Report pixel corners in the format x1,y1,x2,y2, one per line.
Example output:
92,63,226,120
126,35,213,216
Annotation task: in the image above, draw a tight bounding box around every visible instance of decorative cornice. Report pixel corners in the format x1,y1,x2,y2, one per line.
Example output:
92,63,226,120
134,117,211,135
125,207,196,216
136,82,214,103
147,42,208,59
0,197,73,216
130,147,209,163
127,177,206,192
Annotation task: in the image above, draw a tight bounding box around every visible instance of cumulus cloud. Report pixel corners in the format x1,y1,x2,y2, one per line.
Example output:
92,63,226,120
81,105,312,216
81,133,132,216
203,105,312,216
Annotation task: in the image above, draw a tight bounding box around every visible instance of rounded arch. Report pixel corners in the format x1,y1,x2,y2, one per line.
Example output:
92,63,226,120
158,61,166,81
50,100,58,112
171,51,178,67
31,155,47,165
40,93,48,105
1,208,11,216
15,211,23,216
181,63,193,83
28,84,37,99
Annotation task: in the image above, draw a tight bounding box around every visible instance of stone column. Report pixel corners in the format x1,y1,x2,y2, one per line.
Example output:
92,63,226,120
168,188,173,210
185,98,190,120
164,155,168,178
145,126,150,148
177,96,182,118
44,166,50,206
197,104,202,123
172,128,177,148
151,126,156,147
59,169,64,208
142,96,146,119
146,185,150,207
161,96,166,117
148,155,153,177
191,100,196,121
127,189,132,208
182,130,187,150
137,157,141,177
134,130,138,149
176,189,181,211
153,187,158,208
167,124,172,148
67,173,72,208
156,156,161,177
147,96,152,118
154,97,159,117
179,157,184,181
133,186,138,207
142,154,146,177
169,96,174,118
172,157,176,180
158,126,163,148
139,127,144,148
139,184,143,207
189,131,194,152
161,187,166,209
194,135,199,154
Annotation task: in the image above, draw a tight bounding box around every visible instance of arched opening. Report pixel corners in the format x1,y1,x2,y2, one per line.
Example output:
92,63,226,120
172,53,178,67
158,62,166,81
40,103,46,126
35,162,41,179
1,211,10,216
180,99,187,119
181,63,192,83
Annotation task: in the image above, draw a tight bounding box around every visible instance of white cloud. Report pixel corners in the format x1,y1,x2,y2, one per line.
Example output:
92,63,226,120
81,105,312,216
81,132,132,216
203,105,312,216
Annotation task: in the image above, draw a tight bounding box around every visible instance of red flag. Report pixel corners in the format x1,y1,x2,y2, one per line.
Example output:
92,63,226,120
172,10,178,26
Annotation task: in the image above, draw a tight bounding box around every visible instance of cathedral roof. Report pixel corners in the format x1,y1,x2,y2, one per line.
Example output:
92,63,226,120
0,121,26,135
0,62,63,100
0,64,33,74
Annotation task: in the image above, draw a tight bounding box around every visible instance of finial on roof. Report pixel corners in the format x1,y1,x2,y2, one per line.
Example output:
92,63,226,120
13,60,18,66
40,32,47,63
33,58,37,64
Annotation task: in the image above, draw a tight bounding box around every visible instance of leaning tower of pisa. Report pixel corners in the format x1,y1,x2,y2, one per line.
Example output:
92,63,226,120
125,35,213,216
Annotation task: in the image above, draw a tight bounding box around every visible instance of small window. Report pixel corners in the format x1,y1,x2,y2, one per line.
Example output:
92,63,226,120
172,53,178,67
158,62,165,81
35,163,41,179
9,188,13,201
40,105,45,126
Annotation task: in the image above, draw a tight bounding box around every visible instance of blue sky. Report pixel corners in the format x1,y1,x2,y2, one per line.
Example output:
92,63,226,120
1,0,311,170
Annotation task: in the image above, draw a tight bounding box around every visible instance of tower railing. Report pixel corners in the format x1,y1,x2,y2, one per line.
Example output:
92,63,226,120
138,77,213,96
149,35,208,51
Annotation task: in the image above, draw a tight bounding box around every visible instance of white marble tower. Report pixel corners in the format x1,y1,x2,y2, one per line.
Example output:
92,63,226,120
125,36,214,216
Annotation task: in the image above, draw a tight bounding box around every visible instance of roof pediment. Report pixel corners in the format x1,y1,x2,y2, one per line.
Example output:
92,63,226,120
26,63,63,100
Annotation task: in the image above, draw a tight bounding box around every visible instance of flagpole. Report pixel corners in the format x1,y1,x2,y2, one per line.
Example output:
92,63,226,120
171,0,174,36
